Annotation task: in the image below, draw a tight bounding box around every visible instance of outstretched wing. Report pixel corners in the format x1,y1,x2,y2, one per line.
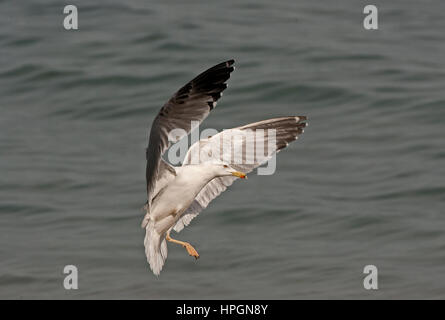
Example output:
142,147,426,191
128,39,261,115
173,116,308,232
145,60,235,208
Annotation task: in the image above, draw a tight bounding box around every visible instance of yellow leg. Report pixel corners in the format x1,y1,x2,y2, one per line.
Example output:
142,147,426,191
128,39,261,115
166,233,200,259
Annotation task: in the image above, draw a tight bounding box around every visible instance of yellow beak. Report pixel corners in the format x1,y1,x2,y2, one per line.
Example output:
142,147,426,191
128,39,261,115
231,171,247,179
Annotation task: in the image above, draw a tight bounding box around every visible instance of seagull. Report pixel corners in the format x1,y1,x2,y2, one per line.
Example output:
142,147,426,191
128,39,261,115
143,59,307,275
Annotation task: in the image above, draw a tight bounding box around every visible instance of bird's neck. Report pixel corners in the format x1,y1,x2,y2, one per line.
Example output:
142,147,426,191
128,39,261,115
199,164,224,184
181,164,225,191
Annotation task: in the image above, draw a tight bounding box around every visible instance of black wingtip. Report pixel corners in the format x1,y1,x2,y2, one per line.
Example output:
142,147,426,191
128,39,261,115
226,59,235,67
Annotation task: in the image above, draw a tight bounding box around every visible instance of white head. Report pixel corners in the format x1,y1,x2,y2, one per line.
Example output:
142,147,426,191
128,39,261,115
210,163,247,179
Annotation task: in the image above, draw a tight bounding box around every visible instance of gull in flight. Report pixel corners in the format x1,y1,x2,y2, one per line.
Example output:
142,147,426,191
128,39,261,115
143,59,307,275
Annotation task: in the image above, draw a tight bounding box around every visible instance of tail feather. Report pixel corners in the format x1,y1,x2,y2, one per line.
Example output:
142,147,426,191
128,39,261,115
144,220,168,276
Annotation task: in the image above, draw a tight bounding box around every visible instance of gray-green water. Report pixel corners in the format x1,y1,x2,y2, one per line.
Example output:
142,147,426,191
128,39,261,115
1,0,445,299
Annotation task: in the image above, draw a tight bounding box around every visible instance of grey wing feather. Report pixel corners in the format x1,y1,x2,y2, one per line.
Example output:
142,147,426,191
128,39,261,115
173,116,308,232
145,59,235,208
141,159,177,228
153,159,177,198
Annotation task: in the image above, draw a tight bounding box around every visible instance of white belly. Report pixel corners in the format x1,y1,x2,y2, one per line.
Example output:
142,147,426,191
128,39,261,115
148,166,212,235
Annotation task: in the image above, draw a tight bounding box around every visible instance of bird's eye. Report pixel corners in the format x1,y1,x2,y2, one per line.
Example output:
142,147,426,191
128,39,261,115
223,165,228,168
